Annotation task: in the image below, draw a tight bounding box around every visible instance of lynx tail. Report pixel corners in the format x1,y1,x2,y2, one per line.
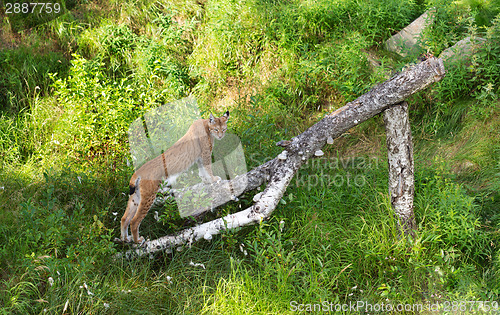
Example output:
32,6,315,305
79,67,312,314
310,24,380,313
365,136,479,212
128,174,141,195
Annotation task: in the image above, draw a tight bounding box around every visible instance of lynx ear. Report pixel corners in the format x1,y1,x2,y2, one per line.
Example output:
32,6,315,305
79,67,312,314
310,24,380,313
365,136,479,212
209,113,215,124
223,111,229,118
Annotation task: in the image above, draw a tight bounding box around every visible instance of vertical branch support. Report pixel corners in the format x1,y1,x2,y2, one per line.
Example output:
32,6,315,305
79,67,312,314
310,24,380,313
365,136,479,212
383,101,416,237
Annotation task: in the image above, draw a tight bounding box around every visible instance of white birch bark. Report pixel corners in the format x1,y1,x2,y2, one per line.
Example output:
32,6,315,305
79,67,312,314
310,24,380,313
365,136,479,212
117,58,445,259
383,101,416,237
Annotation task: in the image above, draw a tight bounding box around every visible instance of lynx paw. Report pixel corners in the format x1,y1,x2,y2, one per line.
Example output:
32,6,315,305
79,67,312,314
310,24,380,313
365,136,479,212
121,235,133,243
132,237,146,248
213,176,221,182
114,235,134,244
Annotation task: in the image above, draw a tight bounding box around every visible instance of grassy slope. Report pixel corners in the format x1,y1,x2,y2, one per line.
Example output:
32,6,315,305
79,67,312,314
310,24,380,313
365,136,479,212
1,0,499,313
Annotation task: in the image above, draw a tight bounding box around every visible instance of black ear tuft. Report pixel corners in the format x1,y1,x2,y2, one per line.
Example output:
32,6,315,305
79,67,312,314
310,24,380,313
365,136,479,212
224,111,229,118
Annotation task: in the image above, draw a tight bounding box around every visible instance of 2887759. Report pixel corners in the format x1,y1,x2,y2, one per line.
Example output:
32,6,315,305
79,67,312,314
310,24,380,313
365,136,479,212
4,2,61,14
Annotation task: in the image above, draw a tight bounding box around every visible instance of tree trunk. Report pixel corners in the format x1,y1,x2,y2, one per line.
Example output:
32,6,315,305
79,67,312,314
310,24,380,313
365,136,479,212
117,57,445,259
383,101,416,237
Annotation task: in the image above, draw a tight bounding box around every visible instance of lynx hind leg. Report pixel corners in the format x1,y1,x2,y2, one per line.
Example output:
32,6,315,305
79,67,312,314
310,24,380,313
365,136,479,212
121,188,141,243
130,180,160,244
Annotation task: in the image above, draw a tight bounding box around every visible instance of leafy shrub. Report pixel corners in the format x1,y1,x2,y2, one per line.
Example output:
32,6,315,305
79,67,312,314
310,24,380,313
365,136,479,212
454,0,500,27
413,11,500,134
19,185,74,254
420,0,473,55
79,23,139,76
189,0,265,91
9,170,115,258
470,15,500,117
141,42,190,96
354,0,420,44
78,13,193,94
99,24,138,73
50,55,157,165
430,15,499,103
262,31,373,115
318,32,373,100
416,171,490,260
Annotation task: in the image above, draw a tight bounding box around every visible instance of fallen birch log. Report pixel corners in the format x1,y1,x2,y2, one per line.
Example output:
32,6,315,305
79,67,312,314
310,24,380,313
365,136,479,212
117,57,445,259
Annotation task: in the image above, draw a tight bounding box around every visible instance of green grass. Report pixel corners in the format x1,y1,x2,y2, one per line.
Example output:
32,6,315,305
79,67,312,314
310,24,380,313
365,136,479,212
1,0,500,313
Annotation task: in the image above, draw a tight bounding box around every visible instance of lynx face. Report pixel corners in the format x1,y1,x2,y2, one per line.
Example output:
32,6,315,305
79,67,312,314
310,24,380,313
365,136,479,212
208,111,229,140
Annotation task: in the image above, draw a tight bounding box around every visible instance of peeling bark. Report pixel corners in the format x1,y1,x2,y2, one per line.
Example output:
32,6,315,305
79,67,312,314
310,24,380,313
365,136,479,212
116,58,445,259
383,102,416,237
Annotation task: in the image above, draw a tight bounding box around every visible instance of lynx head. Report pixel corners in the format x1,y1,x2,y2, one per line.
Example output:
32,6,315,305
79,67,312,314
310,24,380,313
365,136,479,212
208,111,229,140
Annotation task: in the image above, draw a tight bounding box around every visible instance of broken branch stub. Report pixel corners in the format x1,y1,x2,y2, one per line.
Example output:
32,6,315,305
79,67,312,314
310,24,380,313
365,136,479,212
117,58,445,259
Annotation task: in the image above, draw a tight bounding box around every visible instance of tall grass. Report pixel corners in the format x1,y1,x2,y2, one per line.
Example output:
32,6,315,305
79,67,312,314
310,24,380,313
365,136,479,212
0,49,69,114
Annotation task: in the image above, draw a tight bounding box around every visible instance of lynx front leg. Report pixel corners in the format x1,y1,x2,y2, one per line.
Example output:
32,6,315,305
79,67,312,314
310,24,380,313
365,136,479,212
130,180,159,244
198,154,220,183
120,192,140,243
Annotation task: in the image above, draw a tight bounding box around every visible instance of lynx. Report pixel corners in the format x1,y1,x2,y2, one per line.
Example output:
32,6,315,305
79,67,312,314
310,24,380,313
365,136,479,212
120,111,229,244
